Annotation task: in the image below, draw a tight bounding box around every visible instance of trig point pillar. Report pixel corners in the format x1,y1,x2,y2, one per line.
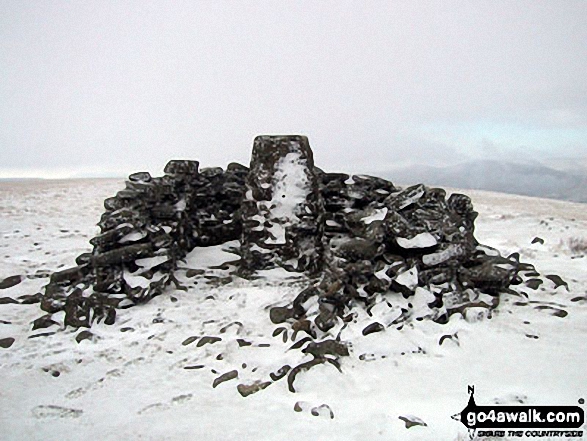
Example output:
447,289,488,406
240,135,324,274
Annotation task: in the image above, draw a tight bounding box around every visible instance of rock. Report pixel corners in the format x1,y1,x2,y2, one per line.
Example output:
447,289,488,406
181,336,199,346
0,337,15,348
128,171,152,182
50,265,88,284
0,275,22,290
32,314,59,330
237,381,271,397
525,278,543,290
164,160,199,177
29,332,56,339
0,297,19,304
75,330,94,344
19,292,42,304
287,358,341,393
92,243,154,267
269,365,291,381
333,238,380,260
185,269,205,278
399,415,427,429
303,339,349,357
212,370,238,388
311,404,335,419
196,336,221,347
531,237,544,245
362,322,384,336
545,274,569,290
236,339,252,347
269,306,295,324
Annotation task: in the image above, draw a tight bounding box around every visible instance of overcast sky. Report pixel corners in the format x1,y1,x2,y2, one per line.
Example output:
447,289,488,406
1,1,586,178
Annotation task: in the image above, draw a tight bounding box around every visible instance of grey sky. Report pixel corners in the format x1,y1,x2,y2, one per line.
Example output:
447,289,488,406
1,1,586,178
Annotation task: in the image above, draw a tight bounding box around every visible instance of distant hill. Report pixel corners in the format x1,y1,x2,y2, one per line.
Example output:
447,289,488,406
381,159,587,203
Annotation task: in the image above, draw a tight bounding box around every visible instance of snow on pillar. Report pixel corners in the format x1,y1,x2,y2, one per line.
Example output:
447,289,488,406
240,135,324,274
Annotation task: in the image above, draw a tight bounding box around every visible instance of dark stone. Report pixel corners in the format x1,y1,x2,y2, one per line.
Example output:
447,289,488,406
200,167,224,178
0,297,19,304
0,275,22,290
287,357,341,393
185,269,205,278
32,314,58,330
525,278,543,290
303,339,349,357
92,243,153,267
269,306,295,324
545,274,569,290
270,365,291,381
75,330,94,343
50,265,89,284
237,381,271,397
28,332,56,339
0,337,15,348
212,370,238,388
333,238,380,261
128,172,152,182
531,237,545,245
226,162,250,174
292,286,320,317
196,336,221,347
236,339,252,347
75,253,92,266
164,160,199,177
182,336,199,346
362,322,384,336
399,415,427,429
19,293,42,304
314,307,338,332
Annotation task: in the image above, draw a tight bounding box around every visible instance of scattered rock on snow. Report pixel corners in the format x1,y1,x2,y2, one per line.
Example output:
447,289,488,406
237,381,271,397
0,337,15,348
362,322,385,336
545,274,569,290
399,415,427,429
196,336,221,347
0,275,22,289
212,370,238,388
75,330,95,344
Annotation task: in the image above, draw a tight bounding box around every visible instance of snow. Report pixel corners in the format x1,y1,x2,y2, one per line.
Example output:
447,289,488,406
265,150,310,245
361,207,387,225
135,255,170,269
395,266,419,289
1,179,586,440
396,232,438,249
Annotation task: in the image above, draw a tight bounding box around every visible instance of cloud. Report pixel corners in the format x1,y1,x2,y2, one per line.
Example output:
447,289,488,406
0,1,585,177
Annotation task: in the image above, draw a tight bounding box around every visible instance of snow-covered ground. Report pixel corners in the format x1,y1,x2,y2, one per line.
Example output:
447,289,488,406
0,178,585,441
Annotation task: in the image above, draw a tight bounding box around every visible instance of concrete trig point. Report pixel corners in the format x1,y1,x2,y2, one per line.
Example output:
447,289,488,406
240,135,324,274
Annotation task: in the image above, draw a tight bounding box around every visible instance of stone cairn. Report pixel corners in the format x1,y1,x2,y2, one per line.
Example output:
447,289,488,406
38,135,537,363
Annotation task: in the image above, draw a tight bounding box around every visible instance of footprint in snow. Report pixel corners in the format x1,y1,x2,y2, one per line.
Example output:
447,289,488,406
492,393,527,404
32,405,83,419
138,394,193,415
138,402,168,415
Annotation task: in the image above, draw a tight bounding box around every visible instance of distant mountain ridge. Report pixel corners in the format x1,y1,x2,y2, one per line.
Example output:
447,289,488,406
382,159,587,203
